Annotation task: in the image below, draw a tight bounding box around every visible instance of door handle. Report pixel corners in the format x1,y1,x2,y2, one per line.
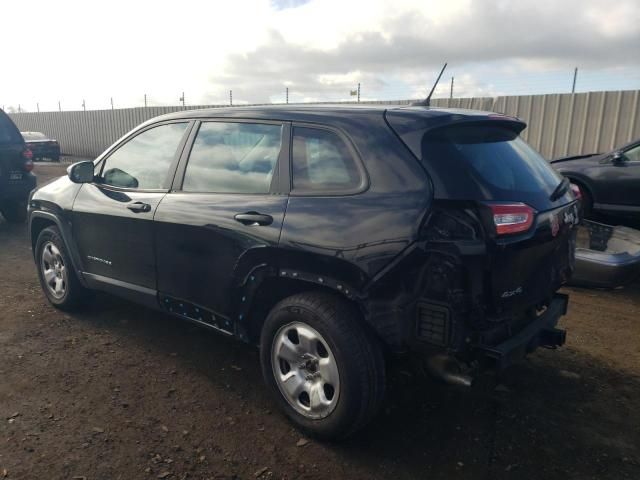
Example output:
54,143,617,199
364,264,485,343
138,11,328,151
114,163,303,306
127,202,151,213
234,212,273,226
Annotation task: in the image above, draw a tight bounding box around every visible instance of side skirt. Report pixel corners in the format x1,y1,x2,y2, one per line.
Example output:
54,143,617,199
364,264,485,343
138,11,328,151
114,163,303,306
82,273,237,338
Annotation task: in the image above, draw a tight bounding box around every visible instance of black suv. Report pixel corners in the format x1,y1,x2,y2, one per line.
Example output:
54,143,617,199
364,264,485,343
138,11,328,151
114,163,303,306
29,105,578,439
0,109,36,223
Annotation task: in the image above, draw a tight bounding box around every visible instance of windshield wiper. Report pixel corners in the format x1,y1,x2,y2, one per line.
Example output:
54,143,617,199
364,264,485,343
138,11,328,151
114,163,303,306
549,177,570,201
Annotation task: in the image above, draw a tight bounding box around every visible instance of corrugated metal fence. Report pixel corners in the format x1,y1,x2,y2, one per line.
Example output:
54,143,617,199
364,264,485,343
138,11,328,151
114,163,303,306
8,90,640,159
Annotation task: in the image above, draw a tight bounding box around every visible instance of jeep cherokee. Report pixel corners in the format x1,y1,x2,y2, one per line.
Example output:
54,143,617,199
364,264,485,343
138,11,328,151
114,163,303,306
28,105,578,439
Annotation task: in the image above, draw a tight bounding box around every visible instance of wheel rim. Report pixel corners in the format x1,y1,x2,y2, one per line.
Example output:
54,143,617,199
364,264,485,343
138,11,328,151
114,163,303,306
41,241,67,299
271,322,340,419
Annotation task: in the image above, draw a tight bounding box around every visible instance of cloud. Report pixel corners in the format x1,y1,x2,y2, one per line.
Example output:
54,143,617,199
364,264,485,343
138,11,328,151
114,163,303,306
1,0,638,109
204,0,640,103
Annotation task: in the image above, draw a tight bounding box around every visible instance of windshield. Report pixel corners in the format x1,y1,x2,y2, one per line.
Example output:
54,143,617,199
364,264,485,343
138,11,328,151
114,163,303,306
22,131,49,141
420,124,565,210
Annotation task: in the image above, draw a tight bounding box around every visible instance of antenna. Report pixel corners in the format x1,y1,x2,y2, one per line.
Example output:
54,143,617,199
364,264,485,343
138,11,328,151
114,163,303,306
412,62,447,107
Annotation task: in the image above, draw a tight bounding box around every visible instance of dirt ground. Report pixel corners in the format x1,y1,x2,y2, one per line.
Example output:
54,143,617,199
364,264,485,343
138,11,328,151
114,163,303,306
0,162,639,480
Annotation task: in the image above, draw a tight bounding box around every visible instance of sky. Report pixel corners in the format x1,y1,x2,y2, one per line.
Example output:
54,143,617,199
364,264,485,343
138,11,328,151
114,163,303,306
1,0,639,111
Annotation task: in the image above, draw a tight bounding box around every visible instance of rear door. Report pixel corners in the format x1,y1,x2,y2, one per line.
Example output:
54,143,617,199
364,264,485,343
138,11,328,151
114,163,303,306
72,121,191,298
154,120,289,326
593,143,640,210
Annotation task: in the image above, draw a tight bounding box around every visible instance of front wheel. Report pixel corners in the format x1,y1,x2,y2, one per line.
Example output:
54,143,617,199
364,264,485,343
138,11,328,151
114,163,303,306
35,226,88,310
260,292,385,439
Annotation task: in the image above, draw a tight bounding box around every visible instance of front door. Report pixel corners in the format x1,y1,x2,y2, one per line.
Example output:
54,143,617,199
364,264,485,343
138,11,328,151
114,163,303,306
72,121,191,292
593,143,640,210
154,120,289,323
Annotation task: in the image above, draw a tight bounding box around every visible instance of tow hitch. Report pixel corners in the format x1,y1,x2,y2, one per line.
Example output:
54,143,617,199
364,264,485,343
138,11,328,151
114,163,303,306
539,327,566,349
477,293,568,370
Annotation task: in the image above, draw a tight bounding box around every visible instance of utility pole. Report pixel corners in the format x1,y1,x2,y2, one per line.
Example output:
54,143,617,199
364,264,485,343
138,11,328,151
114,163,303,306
357,83,361,103
110,97,114,110
179,92,185,107
571,67,578,94
230,90,233,106
58,101,61,112
82,99,86,112
18,104,21,113
37,102,40,113
144,93,147,108
450,76,454,99
286,87,289,104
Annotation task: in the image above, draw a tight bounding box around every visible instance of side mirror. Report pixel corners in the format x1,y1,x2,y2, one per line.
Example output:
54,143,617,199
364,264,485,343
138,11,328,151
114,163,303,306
67,161,95,183
612,151,625,164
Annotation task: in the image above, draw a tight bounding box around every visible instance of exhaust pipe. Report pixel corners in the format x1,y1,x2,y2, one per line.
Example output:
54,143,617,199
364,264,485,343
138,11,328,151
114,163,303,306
426,354,473,388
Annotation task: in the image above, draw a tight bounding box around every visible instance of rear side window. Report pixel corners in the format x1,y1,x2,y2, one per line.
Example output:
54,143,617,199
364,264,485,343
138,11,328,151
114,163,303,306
182,122,282,194
292,127,362,193
0,111,23,145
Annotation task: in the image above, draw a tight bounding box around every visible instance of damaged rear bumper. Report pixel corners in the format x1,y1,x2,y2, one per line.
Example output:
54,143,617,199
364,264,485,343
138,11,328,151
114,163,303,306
474,293,568,370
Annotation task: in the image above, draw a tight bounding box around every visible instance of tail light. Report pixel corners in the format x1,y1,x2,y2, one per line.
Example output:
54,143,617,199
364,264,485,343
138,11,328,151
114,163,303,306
22,147,34,172
570,183,582,200
488,202,535,235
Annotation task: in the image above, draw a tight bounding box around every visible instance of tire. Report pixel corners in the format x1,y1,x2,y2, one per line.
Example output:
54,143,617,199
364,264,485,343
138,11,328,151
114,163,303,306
35,226,88,310
260,291,385,440
0,200,27,223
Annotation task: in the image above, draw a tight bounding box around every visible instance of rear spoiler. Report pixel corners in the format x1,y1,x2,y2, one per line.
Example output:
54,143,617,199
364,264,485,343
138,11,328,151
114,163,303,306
385,108,526,161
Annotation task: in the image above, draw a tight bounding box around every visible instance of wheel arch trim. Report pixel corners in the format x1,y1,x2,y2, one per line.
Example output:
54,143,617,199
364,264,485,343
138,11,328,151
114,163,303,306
29,211,87,286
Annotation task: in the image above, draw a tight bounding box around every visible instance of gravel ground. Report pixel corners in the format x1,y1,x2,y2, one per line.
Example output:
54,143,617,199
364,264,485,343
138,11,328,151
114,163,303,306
0,162,638,480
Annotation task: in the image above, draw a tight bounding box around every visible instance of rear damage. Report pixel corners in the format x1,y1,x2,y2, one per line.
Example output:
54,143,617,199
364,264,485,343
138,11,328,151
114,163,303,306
370,108,580,383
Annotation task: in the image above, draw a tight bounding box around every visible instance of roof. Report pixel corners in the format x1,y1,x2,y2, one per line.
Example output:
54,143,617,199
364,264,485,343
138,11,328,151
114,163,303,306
149,104,507,125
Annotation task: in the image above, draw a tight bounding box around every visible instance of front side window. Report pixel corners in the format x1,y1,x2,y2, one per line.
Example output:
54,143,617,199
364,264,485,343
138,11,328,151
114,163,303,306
624,144,640,163
291,127,361,192
182,122,282,193
100,122,188,189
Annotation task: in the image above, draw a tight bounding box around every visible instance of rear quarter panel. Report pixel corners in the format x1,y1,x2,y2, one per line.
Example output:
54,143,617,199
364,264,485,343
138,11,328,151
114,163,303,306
279,113,431,288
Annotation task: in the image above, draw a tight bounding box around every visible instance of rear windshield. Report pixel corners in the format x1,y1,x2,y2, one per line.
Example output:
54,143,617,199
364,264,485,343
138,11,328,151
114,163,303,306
420,124,563,208
0,111,23,145
22,131,48,141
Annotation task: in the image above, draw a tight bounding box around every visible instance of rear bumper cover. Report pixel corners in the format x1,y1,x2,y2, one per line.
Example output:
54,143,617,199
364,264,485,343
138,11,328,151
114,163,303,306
571,249,640,288
474,293,568,370
0,175,37,202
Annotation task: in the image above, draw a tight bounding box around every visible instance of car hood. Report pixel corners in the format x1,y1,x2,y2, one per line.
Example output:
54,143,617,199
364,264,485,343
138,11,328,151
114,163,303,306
550,152,609,171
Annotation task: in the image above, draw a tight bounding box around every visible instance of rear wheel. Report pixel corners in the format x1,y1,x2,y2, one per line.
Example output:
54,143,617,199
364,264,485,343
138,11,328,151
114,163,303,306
35,226,88,310
0,200,27,223
260,292,385,439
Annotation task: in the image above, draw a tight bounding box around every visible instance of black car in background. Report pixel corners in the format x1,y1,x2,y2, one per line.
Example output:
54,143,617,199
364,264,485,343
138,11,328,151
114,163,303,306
552,138,640,218
28,105,578,439
0,109,36,223
21,131,61,162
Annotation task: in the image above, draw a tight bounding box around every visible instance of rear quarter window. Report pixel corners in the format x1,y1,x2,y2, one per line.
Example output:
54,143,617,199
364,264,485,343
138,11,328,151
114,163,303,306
291,126,363,194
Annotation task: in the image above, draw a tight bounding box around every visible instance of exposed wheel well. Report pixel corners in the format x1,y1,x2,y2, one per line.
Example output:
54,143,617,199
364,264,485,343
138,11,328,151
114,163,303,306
30,217,57,250
246,277,369,345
